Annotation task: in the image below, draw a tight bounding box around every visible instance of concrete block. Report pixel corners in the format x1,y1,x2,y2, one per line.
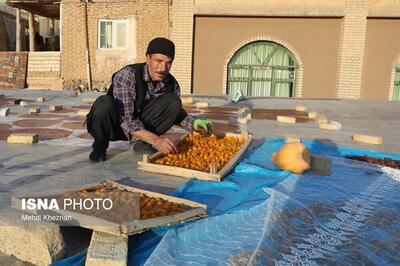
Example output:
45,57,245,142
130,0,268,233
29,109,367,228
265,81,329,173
7,133,39,144
284,135,300,143
49,105,63,111
29,108,41,114
318,121,341,130
308,111,318,119
310,156,332,176
277,115,296,124
83,98,96,104
181,96,193,105
195,102,209,108
36,97,45,102
295,106,307,112
85,231,128,266
352,134,383,145
20,101,28,107
76,109,89,116
0,215,65,266
0,107,10,117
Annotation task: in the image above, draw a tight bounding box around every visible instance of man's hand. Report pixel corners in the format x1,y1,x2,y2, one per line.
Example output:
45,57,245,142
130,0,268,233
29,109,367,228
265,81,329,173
193,118,212,134
153,137,178,154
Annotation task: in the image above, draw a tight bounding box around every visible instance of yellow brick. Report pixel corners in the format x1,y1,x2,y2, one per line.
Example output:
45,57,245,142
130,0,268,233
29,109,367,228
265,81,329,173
295,106,307,112
50,105,63,111
319,122,341,130
195,102,209,108
7,133,39,144
76,109,89,116
284,135,300,143
308,111,318,119
82,98,97,104
181,96,193,105
352,134,382,145
277,116,296,124
29,108,41,114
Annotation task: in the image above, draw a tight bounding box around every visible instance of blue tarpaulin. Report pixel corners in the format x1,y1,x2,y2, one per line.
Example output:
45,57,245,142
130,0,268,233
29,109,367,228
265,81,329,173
52,138,400,265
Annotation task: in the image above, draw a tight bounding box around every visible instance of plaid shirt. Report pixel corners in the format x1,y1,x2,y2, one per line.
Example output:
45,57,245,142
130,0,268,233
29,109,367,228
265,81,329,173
113,63,193,140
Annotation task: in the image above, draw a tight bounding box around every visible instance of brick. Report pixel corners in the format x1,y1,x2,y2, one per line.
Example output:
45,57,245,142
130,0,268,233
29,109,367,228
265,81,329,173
316,114,328,123
20,101,28,107
284,135,300,143
29,108,41,114
318,121,341,130
277,115,296,124
308,111,318,119
83,98,97,104
352,134,383,145
85,231,128,266
181,96,193,105
50,105,63,111
36,97,45,102
76,109,89,116
195,102,209,108
310,156,332,176
7,133,39,144
0,107,10,117
295,105,307,112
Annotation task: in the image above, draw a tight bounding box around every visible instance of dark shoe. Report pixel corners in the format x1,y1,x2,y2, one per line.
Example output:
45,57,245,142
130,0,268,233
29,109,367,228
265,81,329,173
89,140,108,162
89,150,106,162
133,140,157,154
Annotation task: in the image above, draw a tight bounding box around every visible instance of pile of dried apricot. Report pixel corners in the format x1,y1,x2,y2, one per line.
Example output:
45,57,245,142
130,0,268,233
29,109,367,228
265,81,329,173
153,133,244,172
139,193,187,219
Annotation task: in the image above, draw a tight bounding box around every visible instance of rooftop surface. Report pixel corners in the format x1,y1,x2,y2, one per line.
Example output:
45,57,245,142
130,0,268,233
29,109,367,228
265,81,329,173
0,88,399,264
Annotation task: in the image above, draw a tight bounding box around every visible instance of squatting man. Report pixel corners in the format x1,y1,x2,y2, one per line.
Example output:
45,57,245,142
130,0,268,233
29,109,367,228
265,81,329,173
86,37,212,162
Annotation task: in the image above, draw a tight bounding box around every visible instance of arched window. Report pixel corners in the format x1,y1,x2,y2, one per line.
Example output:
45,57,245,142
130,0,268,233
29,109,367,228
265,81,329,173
394,65,400,101
227,41,297,97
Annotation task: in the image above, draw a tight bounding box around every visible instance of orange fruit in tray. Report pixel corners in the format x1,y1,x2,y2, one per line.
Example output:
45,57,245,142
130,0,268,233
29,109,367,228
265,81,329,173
153,133,244,172
139,193,186,219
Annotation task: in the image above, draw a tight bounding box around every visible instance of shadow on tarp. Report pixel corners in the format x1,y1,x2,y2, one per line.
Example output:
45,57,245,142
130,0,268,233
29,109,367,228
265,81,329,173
51,137,400,266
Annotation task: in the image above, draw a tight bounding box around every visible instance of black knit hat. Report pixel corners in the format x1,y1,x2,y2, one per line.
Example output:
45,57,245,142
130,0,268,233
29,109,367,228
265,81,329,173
146,37,175,60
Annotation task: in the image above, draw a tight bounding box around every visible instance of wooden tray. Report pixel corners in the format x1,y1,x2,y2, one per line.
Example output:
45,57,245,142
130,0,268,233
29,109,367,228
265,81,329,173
137,131,252,181
11,179,207,236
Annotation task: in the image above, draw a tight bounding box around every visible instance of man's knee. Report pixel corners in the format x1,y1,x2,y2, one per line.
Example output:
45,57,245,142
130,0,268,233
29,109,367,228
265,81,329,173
92,95,115,116
163,93,182,111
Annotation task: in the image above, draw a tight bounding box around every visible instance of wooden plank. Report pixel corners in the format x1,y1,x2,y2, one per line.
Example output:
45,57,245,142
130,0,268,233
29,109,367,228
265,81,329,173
138,132,251,181
319,122,341,130
352,134,382,145
137,162,222,181
12,180,207,236
217,136,252,178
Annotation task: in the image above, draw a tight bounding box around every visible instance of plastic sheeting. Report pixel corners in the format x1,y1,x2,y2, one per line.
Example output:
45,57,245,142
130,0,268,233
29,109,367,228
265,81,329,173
52,138,400,266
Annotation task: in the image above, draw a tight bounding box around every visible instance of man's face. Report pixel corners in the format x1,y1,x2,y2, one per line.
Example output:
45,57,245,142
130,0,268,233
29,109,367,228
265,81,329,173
146,54,173,82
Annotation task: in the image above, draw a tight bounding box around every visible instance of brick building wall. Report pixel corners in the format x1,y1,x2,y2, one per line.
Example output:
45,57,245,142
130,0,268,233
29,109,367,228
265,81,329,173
61,0,170,90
